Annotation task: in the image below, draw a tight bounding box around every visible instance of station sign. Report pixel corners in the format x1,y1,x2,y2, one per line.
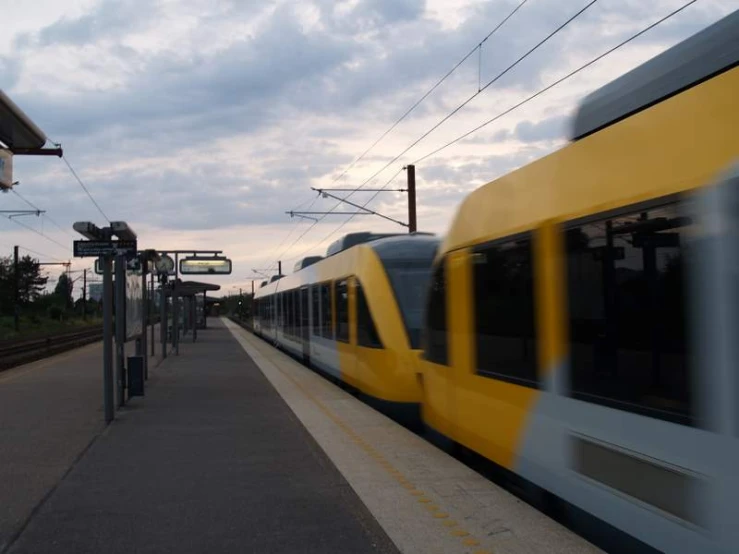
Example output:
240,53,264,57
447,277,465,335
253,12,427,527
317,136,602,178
0,148,12,189
74,239,137,258
179,256,232,275
94,257,146,275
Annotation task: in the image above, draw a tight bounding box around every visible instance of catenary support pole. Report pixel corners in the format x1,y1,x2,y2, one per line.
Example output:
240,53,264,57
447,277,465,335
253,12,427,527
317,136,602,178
13,245,19,332
102,255,114,423
407,164,417,233
115,254,126,407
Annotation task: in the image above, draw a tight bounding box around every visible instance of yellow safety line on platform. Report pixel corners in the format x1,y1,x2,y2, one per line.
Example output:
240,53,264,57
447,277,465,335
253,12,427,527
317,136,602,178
229,322,494,554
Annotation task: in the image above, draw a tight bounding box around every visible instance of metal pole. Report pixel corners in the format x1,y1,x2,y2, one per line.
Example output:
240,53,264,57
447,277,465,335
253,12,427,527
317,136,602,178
203,291,207,329
115,254,126,407
278,260,282,276
102,256,114,423
141,263,148,380
82,269,87,321
151,273,155,356
192,298,196,343
174,253,179,355
160,282,167,359
13,245,19,332
407,164,417,233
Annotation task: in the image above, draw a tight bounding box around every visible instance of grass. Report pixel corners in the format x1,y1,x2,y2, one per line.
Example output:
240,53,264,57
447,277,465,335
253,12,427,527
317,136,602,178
0,315,103,341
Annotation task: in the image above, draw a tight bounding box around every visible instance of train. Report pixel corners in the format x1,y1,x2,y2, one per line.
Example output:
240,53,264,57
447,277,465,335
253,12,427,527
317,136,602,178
254,11,739,554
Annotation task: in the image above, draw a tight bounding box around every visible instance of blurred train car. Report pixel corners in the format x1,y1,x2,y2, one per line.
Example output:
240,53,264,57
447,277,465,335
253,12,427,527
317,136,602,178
254,233,438,421
419,11,739,554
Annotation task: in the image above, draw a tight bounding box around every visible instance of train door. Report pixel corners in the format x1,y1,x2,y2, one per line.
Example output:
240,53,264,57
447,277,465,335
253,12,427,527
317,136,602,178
301,287,310,362
687,163,739,551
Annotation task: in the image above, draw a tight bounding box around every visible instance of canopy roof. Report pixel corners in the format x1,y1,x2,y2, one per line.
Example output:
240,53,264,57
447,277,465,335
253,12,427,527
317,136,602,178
0,90,47,149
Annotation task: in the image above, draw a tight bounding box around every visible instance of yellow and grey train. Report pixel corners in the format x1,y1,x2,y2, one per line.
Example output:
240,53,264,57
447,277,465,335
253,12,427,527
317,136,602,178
253,232,439,421
255,11,739,554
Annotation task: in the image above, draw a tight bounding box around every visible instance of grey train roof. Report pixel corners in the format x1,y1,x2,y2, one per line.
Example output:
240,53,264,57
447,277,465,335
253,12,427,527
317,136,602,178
571,9,739,140
369,234,439,263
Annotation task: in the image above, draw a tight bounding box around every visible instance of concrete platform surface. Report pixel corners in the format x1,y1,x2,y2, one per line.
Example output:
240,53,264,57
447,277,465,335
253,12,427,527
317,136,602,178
5,319,398,554
0,332,160,554
225,319,602,554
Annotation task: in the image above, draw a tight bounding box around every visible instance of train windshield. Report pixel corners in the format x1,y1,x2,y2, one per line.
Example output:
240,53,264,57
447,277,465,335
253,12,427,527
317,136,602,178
383,260,434,349
374,236,439,349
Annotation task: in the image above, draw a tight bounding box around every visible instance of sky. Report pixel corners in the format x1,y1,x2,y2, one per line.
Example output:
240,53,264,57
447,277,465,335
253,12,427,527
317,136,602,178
0,0,737,298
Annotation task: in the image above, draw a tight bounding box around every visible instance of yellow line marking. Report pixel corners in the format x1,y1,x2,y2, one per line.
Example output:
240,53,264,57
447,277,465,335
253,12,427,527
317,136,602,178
443,520,458,528
227,322,492,554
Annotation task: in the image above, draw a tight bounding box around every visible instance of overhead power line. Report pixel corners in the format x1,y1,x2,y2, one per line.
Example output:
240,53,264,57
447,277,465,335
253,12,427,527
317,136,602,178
2,214,71,252
11,188,74,239
412,0,700,164
262,0,532,272
268,0,572,266
17,245,65,262
280,0,597,261
60,154,111,223
314,0,703,256
330,0,532,188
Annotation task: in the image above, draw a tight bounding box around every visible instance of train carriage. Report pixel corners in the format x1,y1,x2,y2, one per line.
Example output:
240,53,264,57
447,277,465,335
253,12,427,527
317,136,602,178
254,233,438,419
419,11,739,554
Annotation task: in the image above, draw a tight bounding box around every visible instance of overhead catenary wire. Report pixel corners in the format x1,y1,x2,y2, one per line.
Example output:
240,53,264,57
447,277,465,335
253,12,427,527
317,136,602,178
2,214,71,252
261,0,533,272
412,0,700,164
329,0,533,188
280,0,598,261
269,1,590,266
11,188,74,239
60,153,111,224
311,0,703,254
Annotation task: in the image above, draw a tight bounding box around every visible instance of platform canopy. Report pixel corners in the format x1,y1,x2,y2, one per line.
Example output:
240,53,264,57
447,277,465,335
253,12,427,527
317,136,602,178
0,89,47,149
164,280,221,297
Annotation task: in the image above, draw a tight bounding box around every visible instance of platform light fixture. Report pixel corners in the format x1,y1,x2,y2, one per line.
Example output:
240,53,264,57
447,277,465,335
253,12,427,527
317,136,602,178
73,221,106,240
110,221,137,241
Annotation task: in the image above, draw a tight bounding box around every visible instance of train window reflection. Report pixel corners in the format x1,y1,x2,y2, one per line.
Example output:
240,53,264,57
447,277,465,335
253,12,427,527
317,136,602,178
384,262,433,349
565,201,692,425
473,234,538,387
423,261,448,365
356,279,382,348
320,283,333,339
335,280,349,342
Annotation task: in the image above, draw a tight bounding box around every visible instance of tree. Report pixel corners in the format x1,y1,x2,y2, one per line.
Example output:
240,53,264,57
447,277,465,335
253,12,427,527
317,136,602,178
0,255,48,315
54,272,74,310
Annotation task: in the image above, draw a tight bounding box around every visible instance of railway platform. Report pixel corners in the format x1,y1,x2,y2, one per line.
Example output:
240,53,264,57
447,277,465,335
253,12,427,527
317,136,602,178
1,318,600,554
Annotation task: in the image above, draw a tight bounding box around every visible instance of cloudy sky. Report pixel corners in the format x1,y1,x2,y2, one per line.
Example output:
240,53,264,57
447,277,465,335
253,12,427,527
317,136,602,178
1,0,736,297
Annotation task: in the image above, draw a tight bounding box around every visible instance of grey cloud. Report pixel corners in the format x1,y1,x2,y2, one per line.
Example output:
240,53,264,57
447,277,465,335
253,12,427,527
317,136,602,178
4,0,736,238
513,114,567,143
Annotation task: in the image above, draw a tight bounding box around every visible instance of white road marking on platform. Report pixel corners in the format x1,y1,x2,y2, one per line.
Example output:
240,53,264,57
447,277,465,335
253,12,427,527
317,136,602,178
223,319,602,554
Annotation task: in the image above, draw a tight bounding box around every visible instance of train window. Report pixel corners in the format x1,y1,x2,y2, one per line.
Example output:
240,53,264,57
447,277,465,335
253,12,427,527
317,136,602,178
311,286,320,335
320,283,333,339
356,280,382,348
473,235,538,387
423,261,448,365
300,288,309,339
335,279,349,342
292,289,299,338
287,290,294,337
565,200,692,425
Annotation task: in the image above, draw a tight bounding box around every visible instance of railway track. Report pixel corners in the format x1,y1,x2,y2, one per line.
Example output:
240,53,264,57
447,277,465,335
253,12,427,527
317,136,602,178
0,326,103,371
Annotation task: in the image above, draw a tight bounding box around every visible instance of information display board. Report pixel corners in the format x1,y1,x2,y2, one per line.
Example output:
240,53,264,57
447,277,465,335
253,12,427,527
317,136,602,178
179,256,232,275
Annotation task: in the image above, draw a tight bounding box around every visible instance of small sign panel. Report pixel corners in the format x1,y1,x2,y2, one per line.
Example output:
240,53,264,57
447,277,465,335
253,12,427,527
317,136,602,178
74,240,137,258
179,256,232,275
0,149,12,189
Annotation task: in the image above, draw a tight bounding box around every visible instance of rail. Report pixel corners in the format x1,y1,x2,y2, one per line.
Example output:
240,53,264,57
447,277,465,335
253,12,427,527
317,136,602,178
0,326,103,371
